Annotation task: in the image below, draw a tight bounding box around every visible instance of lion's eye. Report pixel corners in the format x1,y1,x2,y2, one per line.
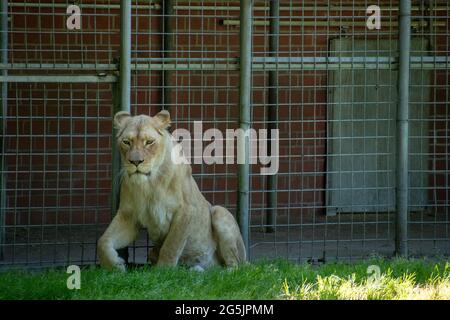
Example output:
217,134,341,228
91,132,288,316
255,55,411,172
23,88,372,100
122,139,131,146
145,140,155,146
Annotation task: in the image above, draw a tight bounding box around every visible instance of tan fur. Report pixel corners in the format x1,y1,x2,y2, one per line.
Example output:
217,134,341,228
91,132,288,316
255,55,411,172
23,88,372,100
97,111,246,271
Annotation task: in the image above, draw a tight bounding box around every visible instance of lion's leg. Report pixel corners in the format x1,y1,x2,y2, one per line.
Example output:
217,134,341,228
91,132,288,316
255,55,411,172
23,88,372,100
211,206,246,267
97,210,139,271
156,211,191,267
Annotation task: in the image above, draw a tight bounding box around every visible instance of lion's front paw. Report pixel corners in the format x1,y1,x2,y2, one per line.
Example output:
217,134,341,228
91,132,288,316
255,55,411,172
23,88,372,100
99,255,126,271
98,242,127,271
189,265,205,272
111,256,126,272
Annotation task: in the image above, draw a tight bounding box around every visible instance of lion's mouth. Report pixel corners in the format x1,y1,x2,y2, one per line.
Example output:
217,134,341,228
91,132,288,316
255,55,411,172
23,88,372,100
131,171,151,177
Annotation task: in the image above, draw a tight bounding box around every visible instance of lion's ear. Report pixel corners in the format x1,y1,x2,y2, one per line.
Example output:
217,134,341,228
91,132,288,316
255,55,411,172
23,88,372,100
114,111,131,129
155,109,171,129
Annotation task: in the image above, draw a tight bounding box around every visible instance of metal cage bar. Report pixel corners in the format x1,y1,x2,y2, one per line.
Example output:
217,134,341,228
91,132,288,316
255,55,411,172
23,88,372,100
120,0,132,114
396,0,412,257
161,0,174,111
265,0,279,234
238,0,253,256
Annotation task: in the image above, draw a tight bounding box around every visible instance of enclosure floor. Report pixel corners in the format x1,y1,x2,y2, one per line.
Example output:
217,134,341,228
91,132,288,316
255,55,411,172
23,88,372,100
1,212,449,269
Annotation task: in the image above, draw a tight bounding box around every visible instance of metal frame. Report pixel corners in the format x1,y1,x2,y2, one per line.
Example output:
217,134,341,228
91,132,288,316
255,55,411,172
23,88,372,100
162,0,174,111
396,0,412,257
0,0,448,269
120,0,132,114
2,56,449,73
265,0,279,234
237,0,253,255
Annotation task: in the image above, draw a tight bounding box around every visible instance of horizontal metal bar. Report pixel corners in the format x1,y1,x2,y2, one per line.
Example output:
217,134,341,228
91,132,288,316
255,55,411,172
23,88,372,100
2,63,446,71
10,2,445,12
9,2,160,10
0,241,100,246
133,62,446,71
132,56,443,64
251,239,394,246
223,20,446,28
174,4,449,12
254,56,450,64
132,57,234,62
253,62,449,70
2,57,448,73
0,63,117,71
132,62,239,71
250,222,392,228
0,75,117,83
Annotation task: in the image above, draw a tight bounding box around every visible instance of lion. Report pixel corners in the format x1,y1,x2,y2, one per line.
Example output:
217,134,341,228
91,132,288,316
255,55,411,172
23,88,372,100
97,110,246,271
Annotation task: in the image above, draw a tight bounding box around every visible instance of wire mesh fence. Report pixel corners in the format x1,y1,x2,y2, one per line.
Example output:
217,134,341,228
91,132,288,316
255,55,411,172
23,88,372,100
249,0,450,262
0,0,449,269
0,0,119,268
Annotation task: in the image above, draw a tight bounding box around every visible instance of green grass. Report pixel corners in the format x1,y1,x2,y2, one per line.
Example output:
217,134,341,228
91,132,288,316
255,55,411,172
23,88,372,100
0,258,449,300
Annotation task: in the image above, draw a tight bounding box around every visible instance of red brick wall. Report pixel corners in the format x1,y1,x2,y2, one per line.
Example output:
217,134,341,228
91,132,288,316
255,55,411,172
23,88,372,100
3,1,449,229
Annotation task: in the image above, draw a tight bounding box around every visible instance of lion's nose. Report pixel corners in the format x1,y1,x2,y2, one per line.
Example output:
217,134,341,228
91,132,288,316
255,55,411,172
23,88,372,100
130,160,144,167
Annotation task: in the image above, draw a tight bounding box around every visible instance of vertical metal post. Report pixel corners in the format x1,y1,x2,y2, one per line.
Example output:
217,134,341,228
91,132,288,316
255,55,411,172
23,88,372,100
120,0,131,114
110,0,131,262
112,0,131,214
396,0,411,257
0,0,8,259
237,0,252,255
265,0,279,233
162,0,173,111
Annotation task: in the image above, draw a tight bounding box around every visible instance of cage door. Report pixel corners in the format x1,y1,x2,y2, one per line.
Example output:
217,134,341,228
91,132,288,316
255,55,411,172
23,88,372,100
326,38,430,215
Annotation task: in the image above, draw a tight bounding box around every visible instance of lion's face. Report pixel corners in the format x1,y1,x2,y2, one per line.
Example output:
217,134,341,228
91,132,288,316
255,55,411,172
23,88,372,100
114,110,171,178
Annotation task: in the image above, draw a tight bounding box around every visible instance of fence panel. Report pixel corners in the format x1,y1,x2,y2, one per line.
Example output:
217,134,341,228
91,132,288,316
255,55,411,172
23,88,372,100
248,0,449,262
0,0,119,268
0,0,449,269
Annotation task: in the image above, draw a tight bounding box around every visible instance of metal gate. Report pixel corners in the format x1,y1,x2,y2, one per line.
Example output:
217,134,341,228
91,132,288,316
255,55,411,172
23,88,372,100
0,0,449,269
